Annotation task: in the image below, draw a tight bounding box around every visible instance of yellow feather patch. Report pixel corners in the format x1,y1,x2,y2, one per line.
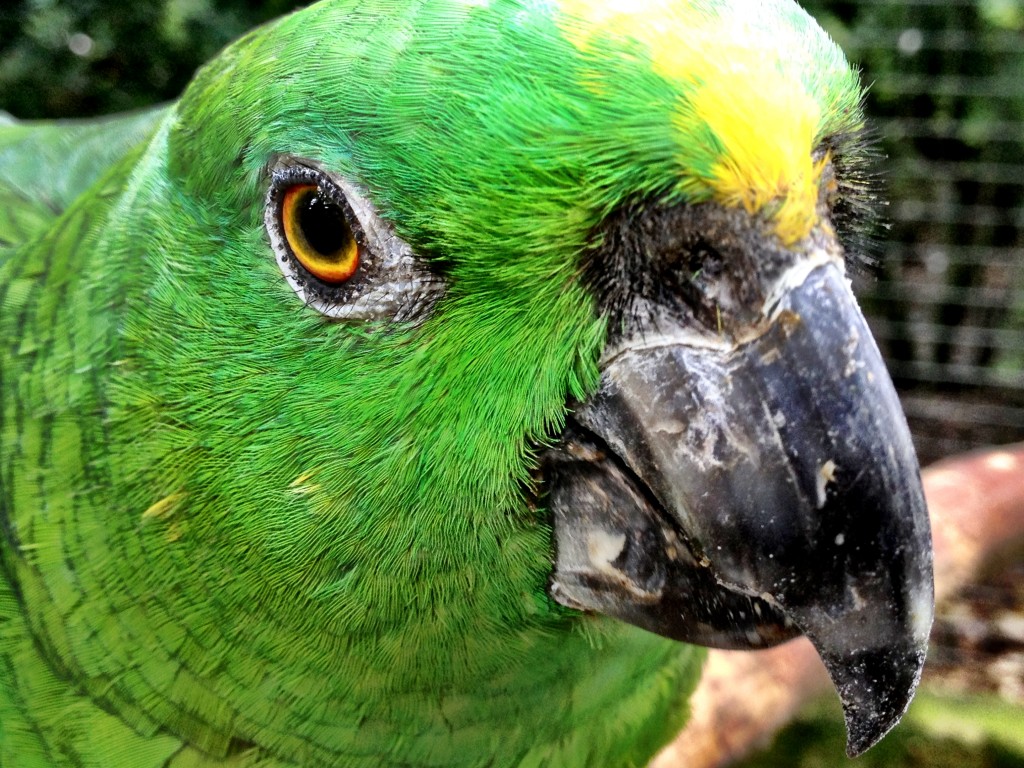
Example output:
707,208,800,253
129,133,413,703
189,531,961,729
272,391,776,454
141,492,185,520
289,468,323,496
556,0,827,243
691,69,825,244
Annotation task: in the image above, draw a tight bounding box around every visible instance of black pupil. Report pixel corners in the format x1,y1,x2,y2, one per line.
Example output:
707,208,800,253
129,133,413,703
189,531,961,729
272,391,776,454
298,190,350,257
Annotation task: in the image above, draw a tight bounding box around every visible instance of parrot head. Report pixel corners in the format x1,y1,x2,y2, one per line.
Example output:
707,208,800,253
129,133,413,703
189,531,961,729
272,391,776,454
103,0,932,759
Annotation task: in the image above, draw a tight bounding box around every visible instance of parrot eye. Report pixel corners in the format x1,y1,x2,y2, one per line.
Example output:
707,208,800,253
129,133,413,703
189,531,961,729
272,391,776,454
264,157,445,322
268,165,365,291
280,183,361,284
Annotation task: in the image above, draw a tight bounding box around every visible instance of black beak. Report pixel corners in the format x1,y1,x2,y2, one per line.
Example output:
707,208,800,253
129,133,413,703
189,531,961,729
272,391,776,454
547,251,933,756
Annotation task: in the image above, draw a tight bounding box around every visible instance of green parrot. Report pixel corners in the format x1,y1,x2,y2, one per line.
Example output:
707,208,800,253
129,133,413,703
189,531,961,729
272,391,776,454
0,1,934,766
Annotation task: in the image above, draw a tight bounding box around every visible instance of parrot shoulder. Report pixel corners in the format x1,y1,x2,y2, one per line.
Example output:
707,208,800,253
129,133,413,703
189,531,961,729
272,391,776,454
0,107,167,258
0,102,298,767
0,570,299,767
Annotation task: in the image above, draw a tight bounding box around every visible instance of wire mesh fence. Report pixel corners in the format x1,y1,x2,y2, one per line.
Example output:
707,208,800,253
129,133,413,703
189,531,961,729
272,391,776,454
802,0,1024,465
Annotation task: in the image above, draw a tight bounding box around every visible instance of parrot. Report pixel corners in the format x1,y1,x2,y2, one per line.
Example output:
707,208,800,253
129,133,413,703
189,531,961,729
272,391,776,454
0,1,934,766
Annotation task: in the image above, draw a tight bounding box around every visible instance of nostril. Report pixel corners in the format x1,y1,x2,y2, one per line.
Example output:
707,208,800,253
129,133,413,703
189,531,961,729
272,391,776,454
687,237,724,277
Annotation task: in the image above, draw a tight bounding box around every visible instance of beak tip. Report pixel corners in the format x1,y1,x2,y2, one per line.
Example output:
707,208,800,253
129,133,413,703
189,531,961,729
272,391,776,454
844,712,899,758
822,644,928,757
844,706,906,758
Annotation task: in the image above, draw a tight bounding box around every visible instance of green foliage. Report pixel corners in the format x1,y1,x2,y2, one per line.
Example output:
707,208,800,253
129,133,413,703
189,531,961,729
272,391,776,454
0,0,308,119
800,0,1024,220
739,691,1024,768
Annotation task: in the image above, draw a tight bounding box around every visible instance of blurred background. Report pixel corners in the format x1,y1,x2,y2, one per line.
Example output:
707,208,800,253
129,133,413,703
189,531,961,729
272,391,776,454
1,0,1022,765
794,6,1024,765
794,9,1024,764
807,0,1024,469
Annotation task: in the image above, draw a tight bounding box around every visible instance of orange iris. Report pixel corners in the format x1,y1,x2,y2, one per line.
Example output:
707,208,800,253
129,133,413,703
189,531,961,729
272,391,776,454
281,184,360,283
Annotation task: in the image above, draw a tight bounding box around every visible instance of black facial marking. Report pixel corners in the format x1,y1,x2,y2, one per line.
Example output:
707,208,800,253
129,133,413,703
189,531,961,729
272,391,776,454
582,141,883,341
583,200,799,341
